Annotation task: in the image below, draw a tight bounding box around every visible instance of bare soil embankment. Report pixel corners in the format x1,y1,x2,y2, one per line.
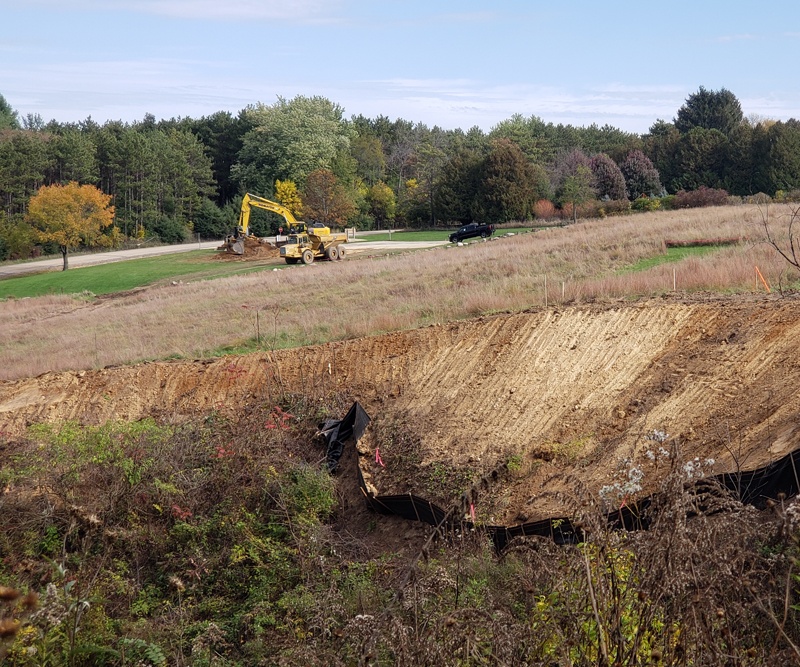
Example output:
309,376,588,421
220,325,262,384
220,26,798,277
2,294,799,523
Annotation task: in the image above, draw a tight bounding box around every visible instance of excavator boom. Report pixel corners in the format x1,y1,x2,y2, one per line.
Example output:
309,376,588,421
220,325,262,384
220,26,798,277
238,193,299,236
221,193,302,255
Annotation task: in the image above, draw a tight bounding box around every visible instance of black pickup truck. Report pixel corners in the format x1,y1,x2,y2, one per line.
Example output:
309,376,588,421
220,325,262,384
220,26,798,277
449,222,495,243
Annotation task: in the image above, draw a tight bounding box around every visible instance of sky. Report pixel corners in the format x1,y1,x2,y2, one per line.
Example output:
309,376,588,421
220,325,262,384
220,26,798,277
2,0,799,135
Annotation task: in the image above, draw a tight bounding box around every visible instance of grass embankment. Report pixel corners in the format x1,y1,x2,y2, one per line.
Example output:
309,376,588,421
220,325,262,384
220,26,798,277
0,204,795,380
0,250,270,299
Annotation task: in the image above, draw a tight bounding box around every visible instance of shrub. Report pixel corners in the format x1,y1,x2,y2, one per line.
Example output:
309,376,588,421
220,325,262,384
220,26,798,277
600,199,632,216
577,199,604,219
659,194,677,210
673,186,729,209
631,195,661,212
0,214,36,260
348,211,375,230
533,199,556,220
145,214,192,244
745,192,771,205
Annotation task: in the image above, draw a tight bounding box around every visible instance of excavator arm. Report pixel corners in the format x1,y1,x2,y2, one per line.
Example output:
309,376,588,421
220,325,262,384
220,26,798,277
237,193,300,236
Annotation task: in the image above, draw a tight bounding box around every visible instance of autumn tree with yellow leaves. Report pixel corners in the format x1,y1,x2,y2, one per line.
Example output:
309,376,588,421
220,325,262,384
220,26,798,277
274,179,303,217
26,181,118,270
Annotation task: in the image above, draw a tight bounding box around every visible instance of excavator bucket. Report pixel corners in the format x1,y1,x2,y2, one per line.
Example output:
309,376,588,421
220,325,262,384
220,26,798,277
230,239,245,255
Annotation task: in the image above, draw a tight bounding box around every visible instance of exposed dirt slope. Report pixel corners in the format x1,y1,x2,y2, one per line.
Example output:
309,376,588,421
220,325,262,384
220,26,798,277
2,295,799,523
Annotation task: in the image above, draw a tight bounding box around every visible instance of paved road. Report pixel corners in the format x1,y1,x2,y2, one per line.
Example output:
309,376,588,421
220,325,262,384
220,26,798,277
0,238,450,278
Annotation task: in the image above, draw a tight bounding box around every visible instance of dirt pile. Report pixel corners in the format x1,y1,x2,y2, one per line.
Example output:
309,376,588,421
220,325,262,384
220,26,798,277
2,294,799,523
215,236,281,260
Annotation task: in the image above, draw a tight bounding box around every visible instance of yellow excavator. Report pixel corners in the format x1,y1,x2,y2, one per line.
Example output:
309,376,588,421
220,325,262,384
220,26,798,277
222,193,299,255
222,192,348,263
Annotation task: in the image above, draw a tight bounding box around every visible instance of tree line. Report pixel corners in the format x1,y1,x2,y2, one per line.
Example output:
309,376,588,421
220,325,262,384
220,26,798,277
1,86,800,260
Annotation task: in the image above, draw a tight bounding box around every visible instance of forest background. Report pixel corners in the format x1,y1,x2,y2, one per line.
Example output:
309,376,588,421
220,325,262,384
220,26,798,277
1,85,798,261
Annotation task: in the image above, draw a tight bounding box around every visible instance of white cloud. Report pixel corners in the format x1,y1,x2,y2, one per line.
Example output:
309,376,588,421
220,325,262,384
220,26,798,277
358,78,686,132
6,59,799,134
715,33,757,43
2,0,341,22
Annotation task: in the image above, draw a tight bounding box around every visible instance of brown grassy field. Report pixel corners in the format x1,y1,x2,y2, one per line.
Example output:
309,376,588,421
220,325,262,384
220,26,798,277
0,203,795,381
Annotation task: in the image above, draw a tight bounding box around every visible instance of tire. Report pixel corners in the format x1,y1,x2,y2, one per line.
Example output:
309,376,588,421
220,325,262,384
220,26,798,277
301,249,315,265
337,245,347,260
325,246,339,261
285,257,299,265
449,236,457,243
481,232,487,238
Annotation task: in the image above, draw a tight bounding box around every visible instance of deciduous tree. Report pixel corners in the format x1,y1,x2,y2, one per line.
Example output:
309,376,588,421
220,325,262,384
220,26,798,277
26,181,117,270
351,134,386,185
366,181,396,227
302,169,354,227
274,179,303,217
560,165,595,223
552,149,595,219
233,96,353,194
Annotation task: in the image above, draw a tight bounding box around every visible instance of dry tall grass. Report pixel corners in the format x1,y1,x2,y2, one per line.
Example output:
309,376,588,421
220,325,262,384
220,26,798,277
0,204,795,381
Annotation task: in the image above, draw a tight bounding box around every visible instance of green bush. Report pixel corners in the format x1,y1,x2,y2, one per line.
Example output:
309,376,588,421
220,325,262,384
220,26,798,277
144,213,192,244
631,195,661,212
659,194,676,210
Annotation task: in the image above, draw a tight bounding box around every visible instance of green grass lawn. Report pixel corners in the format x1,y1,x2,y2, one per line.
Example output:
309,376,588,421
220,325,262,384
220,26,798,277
624,245,722,273
0,250,273,298
1,229,540,299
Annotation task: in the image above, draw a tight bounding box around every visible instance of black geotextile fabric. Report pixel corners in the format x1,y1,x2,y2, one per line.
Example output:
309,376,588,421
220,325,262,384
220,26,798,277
322,403,800,551
320,401,371,472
